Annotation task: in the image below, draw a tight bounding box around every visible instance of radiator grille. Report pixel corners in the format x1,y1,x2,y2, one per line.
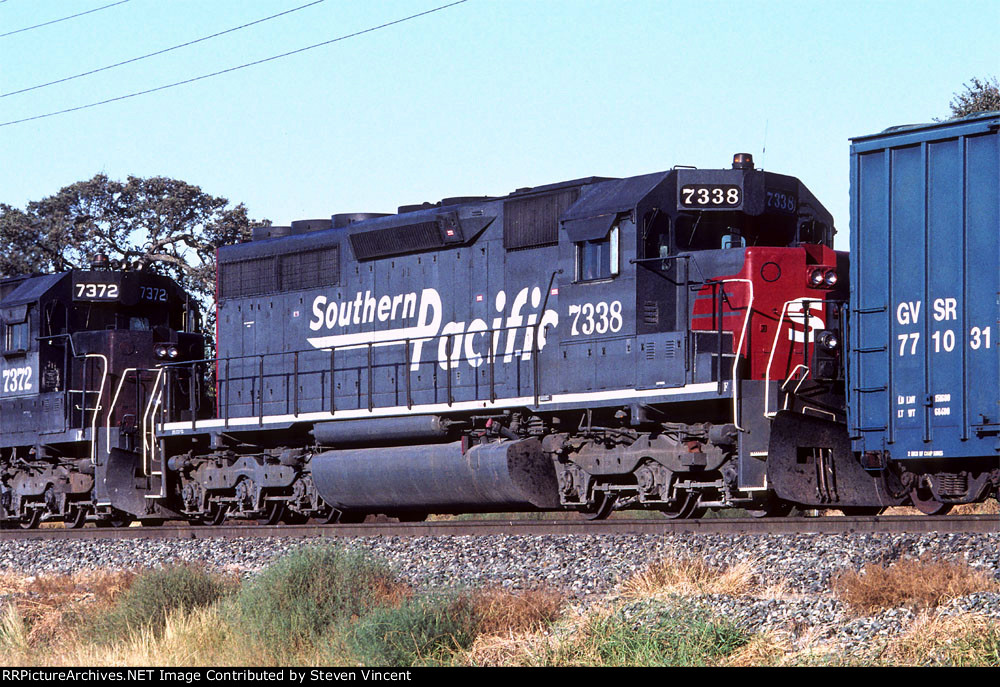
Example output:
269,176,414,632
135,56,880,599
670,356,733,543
220,247,340,299
219,257,277,298
504,189,578,251
280,246,340,291
350,221,443,260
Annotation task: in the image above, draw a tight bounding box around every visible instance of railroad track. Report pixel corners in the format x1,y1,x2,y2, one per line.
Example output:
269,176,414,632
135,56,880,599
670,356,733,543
1,514,997,540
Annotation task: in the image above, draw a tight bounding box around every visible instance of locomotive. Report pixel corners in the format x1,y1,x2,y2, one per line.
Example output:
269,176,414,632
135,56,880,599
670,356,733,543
0,260,204,527
1,112,997,528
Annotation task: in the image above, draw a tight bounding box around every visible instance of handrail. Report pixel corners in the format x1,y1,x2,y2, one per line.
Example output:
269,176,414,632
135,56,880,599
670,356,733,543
105,367,142,453
160,319,564,423
84,354,108,466
708,278,754,432
764,299,817,419
777,364,811,414
141,368,166,476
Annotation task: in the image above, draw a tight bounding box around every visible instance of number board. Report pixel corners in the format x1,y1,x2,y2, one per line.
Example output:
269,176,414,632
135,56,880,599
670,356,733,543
679,184,742,209
73,279,120,301
764,188,798,214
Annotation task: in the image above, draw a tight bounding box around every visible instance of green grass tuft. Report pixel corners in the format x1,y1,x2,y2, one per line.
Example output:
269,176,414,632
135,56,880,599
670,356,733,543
235,545,407,652
345,593,478,667
547,598,749,666
91,565,231,642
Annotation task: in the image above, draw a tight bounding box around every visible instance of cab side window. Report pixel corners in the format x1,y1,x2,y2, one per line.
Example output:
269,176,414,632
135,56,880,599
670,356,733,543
3,306,29,354
5,321,28,352
576,224,620,282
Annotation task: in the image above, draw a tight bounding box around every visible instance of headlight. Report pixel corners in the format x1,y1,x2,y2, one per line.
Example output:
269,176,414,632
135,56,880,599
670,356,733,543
824,270,838,287
167,346,180,359
808,268,825,287
819,331,839,350
155,345,168,359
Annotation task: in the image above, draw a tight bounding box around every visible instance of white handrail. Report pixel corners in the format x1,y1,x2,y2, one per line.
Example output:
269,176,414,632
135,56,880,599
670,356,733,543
779,364,811,413
763,300,817,419
141,368,166,476
105,367,141,453
84,354,108,466
713,279,754,432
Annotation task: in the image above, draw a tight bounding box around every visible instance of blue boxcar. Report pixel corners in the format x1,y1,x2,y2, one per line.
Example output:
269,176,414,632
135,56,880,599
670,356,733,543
849,112,1000,507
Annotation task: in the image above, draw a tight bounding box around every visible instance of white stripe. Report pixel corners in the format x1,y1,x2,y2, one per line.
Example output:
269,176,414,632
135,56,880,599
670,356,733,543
162,382,725,433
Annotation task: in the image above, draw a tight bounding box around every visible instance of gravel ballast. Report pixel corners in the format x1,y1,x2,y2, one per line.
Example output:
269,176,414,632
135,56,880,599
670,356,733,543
2,530,999,656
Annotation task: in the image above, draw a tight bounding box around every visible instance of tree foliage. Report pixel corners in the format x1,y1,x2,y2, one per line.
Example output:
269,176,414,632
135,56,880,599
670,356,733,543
948,76,1000,119
0,174,267,336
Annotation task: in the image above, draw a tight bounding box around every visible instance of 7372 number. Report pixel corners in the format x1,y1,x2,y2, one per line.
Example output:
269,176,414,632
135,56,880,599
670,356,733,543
75,282,119,299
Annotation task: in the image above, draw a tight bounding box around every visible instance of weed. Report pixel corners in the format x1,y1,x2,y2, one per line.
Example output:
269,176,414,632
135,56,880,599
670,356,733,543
235,545,407,652
469,588,564,636
622,555,760,598
874,612,1000,666
543,599,749,667
345,593,478,667
91,564,232,643
833,556,999,613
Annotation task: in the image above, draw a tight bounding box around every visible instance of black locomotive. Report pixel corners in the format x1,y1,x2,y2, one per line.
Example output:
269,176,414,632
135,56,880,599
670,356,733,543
4,130,997,528
0,259,204,527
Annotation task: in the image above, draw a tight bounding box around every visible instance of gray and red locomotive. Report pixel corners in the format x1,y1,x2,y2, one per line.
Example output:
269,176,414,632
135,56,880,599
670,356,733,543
2,114,998,527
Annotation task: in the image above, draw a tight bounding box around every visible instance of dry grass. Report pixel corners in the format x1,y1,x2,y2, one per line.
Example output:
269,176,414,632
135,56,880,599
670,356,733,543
0,570,135,650
469,588,564,636
952,500,1000,515
833,556,999,614
720,632,792,666
1,602,322,667
621,555,764,598
878,612,1000,666
883,500,1000,516
462,629,557,666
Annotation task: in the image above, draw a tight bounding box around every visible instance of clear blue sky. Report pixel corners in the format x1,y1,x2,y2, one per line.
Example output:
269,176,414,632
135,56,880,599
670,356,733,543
1,0,997,249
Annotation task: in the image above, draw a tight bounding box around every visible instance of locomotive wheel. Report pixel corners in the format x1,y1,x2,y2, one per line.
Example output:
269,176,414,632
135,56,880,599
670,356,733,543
258,501,286,526
315,506,341,524
281,510,310,525
65,505,88,529
910,489,953,516
199,504,228,526
19,508,43,530
584,492,617,521
747,497,793,519
96,509,133,528
660,492,703,520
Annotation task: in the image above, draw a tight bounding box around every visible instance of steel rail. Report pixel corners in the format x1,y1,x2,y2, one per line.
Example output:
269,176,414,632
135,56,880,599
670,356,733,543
1,515,996,541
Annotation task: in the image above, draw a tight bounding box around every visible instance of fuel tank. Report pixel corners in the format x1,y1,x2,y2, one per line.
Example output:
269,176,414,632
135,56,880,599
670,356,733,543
310,438,560,511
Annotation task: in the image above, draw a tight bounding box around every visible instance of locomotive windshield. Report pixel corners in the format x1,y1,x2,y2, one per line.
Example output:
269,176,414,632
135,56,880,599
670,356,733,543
674,211,798,251
69,302,175,332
